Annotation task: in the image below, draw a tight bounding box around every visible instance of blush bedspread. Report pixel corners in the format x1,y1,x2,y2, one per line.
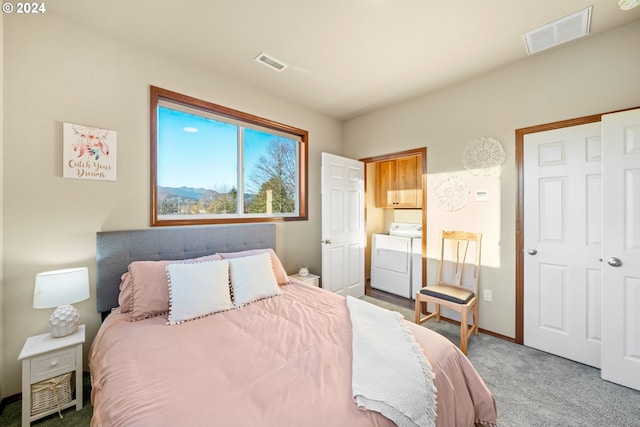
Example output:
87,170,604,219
89,281,496,427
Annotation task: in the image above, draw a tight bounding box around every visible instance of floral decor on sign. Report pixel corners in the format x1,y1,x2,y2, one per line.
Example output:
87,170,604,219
434,175,470,212
463,136,505,176
63,123,117,181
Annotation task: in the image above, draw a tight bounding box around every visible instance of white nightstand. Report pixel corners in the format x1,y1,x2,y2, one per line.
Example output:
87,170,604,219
290,273,321,287
18,325,85,426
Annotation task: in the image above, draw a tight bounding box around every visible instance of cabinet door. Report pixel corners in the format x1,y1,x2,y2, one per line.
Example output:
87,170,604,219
375,160,395,207
394,156,421,208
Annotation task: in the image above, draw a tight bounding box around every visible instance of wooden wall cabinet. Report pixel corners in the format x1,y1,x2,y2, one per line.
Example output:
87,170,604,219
375,155,422,208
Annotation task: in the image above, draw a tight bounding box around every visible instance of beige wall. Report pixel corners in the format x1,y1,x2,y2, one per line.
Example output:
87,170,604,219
2,12,343,395
344,21,640,339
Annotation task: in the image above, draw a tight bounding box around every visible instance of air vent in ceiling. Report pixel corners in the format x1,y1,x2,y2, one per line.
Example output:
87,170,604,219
254,52,288,72
524,6,592,55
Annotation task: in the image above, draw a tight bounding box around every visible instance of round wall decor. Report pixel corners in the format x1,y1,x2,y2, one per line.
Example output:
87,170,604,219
463,136,506,176
434,175,470,212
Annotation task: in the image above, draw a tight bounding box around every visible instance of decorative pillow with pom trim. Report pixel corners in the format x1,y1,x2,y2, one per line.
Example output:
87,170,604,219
166,260,233,325
229,252,281,307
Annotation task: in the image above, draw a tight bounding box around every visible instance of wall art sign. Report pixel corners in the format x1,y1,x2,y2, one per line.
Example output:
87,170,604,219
63,122,117,181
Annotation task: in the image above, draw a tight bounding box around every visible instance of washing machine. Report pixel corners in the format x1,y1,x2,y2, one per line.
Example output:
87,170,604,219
370,223,422,298
411,237,423,299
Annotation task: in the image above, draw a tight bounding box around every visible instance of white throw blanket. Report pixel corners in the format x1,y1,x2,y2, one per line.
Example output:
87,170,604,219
346,296,437,427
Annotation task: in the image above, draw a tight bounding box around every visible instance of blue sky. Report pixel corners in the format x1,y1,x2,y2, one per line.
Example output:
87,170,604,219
157,107,289,192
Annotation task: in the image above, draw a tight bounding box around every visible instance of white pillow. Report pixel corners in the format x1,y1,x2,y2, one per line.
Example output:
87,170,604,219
229,252,281,307
166,260,233,325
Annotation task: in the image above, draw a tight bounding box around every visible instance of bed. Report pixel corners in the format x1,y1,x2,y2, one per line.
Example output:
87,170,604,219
89,224,497,427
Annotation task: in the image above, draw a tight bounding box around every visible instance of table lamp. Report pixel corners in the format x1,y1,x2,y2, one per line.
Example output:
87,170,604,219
33,267,90,338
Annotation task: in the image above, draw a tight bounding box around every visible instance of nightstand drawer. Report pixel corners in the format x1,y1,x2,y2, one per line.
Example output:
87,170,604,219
30,348,76,382
302,277,320,287
290,273,320,287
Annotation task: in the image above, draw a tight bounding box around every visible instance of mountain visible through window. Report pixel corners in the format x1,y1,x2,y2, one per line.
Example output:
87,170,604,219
150,86,308,226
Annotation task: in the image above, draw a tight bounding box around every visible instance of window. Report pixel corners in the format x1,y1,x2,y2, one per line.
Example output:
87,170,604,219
150,86,308,226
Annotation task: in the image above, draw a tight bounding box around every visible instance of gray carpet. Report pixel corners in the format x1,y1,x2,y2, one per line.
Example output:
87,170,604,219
0,375,92,426
362,295,640,427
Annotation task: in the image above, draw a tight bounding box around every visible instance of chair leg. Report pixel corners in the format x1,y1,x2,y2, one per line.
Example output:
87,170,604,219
460,307,469,355
435,304,441,323
415,298,438,325
472,301,479,336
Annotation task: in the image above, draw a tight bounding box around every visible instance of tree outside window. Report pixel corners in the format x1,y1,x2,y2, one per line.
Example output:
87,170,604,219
150,86,308,226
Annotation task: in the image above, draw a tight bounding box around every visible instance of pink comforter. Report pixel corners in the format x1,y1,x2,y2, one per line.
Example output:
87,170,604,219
89,282,496,427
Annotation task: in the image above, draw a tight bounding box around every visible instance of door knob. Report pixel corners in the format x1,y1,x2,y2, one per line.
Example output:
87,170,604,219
607,257,622,267
527,249,537,255
321,239,332,244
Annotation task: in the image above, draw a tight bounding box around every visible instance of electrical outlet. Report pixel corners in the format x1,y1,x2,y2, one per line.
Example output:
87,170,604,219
483,290,493,302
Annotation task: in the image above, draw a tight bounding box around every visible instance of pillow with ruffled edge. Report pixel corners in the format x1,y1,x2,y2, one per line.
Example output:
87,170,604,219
123,254,223,320
218,248,290,286
117,271,133,313
166,260,233,325
229,252,281,307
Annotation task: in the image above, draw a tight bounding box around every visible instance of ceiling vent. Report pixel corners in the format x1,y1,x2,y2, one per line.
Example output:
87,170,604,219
254,52,288,72
524,6,592,55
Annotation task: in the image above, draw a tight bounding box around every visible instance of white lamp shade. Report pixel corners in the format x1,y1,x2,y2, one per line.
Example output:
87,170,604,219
33,267,90,309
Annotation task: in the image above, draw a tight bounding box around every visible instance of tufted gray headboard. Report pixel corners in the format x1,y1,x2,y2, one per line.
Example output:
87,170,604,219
96,223,276,319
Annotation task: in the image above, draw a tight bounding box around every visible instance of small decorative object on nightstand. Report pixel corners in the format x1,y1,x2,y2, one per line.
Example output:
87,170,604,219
18,325,85,426
290,272,320,287
33,267,90,338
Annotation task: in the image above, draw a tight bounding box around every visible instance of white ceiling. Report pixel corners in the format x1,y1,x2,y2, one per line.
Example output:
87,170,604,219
47,1,640,121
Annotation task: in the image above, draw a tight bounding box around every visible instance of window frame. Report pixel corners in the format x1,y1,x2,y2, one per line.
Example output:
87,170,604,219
150,85,308,226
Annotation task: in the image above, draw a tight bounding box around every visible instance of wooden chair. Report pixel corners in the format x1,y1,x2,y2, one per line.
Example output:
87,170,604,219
414,230,482,354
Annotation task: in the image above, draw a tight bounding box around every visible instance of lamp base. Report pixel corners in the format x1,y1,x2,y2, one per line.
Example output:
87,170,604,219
49,305,80,338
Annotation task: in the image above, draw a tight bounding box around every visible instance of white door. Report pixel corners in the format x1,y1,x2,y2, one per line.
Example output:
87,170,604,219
601,108,640,391
523,122,603,368
321,152,365,297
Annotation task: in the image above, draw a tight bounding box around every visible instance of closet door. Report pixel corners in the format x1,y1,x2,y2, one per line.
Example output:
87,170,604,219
601,108,640,391
523,122,602,368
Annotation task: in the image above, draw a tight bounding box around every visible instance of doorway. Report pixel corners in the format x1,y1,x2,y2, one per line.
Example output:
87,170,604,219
359,147,427,303
515,107,640,391
515,109,634,344
521,120,602,368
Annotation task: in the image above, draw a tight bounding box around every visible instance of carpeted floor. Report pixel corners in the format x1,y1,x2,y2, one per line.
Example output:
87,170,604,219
361,295,640,427
2,295,639,426
0,375,92,426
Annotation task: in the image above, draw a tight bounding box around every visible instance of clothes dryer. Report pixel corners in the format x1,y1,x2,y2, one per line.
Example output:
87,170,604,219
370,223,422,299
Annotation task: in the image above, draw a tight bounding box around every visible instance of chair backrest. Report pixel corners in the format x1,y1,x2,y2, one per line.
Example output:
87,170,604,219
435,230,482,294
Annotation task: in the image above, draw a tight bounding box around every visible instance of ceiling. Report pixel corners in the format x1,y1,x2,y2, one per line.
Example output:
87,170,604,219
47,1,640,121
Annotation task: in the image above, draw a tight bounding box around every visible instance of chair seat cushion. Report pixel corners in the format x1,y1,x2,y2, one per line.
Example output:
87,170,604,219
420,285,475,304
